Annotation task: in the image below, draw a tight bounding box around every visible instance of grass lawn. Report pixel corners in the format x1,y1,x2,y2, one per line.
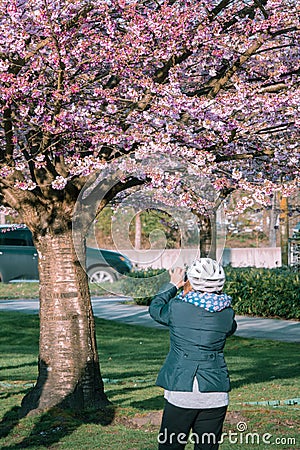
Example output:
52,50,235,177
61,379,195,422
0,311,299,450
0,282,120,300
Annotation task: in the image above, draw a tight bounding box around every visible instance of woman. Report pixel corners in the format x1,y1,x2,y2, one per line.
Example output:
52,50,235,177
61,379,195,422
149,258,237,450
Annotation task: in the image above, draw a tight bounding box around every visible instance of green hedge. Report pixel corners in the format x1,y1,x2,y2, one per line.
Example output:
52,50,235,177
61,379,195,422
121,268,169,305
224,267,300,320
123,267,300,320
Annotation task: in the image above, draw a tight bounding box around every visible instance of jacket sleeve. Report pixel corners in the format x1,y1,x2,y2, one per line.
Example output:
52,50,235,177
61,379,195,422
148,283,178,326
226,310,237,337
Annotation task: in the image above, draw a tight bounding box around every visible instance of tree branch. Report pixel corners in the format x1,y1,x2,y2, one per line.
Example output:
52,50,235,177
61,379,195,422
215,146,276,163
259,82,287,93
207,37,265,99
221,0,268,31
1,107,14,161
62,4,93,32
154,50,193,84
253,0,269,19
209,0,233,19
254,122,294,135
117,1,234,117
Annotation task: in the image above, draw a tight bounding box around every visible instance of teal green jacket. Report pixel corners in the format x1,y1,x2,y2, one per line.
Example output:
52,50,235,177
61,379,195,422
149,284,237,392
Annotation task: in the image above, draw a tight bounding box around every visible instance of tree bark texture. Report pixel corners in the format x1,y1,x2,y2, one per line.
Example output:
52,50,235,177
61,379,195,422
20,229,109,416
199,215,216,259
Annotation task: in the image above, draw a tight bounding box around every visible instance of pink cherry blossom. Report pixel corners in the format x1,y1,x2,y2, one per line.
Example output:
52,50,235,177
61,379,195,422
0,0,298,215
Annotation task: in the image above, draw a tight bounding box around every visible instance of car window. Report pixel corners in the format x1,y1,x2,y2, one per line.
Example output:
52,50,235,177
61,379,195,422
0,229,34,247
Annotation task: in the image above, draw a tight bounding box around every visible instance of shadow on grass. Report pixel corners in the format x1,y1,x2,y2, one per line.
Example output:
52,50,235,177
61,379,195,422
227,337,300,389
0,404,116,449
1,314,299,448
0,406,21,440
0,388,30,401
130,395,164,411
1,361,37,371
105,384,158,406
0,358,116,449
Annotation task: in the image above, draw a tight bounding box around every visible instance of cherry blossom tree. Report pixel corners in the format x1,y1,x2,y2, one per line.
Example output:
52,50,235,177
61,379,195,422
0,0,299,415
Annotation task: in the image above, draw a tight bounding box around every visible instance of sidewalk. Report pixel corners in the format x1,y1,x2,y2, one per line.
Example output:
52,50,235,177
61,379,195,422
91,298,300,343
0,297,299,343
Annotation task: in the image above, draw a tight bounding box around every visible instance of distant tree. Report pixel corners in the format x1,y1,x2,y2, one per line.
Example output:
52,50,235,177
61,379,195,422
0,0,299,415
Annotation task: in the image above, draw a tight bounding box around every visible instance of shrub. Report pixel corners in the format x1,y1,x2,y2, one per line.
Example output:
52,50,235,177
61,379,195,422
124,266,300,319
224,266,300,320
121,268,169,305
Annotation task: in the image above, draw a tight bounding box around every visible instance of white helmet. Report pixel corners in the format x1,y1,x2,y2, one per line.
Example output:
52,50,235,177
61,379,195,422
187,258,225,292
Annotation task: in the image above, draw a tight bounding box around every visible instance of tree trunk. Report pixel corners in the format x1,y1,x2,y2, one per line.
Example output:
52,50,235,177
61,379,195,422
199,215,216,259
20,228,109,416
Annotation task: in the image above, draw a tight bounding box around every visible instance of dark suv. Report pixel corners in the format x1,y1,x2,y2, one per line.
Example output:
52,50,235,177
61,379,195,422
0,224,132,283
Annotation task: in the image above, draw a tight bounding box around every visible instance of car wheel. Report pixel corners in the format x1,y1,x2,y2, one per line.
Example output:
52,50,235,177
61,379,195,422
88,266,116,283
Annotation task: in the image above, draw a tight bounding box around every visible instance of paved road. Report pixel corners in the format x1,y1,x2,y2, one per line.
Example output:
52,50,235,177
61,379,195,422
0,297,299,343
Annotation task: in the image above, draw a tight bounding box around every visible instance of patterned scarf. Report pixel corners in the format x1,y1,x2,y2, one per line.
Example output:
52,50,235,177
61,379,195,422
177,290,232,312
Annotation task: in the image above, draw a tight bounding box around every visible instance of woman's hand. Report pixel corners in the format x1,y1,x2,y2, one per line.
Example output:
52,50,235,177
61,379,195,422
169,267,186,288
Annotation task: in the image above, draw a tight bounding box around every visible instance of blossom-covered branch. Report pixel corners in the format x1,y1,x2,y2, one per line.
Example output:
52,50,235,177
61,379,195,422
0,0,299,216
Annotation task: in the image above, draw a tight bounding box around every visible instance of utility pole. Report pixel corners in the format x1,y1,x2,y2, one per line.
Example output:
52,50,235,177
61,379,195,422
269,194,277,247
209,211,217,260
279,194,289,266
134,211,142,250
